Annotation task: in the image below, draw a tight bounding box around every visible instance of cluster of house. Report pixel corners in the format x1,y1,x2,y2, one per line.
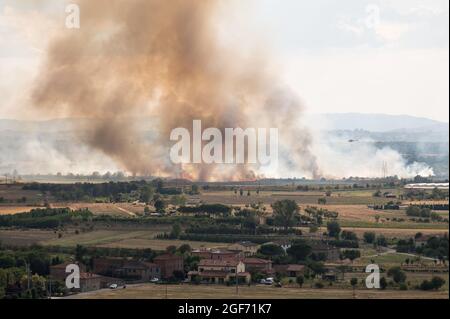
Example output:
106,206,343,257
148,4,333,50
49,240,342,292
49,254,184,293
188,243,270,284
187,241,340,284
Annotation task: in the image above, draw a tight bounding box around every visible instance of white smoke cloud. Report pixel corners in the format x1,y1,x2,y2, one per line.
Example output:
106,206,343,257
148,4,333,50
312,133,434,179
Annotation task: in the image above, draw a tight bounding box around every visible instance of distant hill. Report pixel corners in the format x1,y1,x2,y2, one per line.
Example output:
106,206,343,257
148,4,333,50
0,113,448,177
1,113,448,133
309,113,448,132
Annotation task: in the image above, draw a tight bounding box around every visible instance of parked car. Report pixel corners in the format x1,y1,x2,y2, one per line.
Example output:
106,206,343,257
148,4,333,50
109,284,118,289
260,278,274,285
150,277,160,283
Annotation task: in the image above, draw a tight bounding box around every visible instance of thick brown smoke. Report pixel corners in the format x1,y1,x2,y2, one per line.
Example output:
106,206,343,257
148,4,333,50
32,0,320,180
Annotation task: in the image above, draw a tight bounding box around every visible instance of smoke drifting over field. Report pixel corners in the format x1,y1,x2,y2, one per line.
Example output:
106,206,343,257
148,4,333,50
31,0,319,180
312,135,435,179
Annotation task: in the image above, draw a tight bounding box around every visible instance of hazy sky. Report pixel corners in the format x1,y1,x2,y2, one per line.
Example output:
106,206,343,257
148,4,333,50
0,0,448,122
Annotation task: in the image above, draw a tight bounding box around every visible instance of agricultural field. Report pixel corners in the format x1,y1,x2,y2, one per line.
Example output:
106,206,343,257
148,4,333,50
0,206,42,215
337,227,447,238
0,228,57,246
358,252,437,266
1,183,448,242
38,228,227,250
41,230,161,247
64,283,448,299
195,190,392,206
0,203,147,218
96,238,227,250
0,180,448,301
61,203,146,217
0,184,48,204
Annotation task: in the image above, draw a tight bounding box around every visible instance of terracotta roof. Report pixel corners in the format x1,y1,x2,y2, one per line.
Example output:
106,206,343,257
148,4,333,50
193,270,251,278
199,259,240,267
50,262,84,269
154,254,182,261
236,272,251,277
286,264,305,272
192,249,211,253
416,235,434,242
121,261,159,270
50,263,71,270
79,272,102,279
243,258,271,265
198,271,229,278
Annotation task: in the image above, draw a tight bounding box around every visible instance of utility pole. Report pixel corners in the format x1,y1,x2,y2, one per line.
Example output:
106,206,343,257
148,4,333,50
235,270,239,296
382,161,388,179
48,275,52,299
236,253,241,296
25,262,31,290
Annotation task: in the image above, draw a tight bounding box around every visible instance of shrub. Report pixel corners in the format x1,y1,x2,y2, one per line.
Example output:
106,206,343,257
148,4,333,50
315,282,324,289
419,277,446,291
363,232,376,244
387,267,407,284
380,277,388,290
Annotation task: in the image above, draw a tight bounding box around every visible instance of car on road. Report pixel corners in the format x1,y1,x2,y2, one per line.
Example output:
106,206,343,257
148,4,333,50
109,284,118,289
259,278,274,285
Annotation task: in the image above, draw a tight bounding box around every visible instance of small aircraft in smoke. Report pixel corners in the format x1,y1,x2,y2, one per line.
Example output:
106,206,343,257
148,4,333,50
348,139,359,143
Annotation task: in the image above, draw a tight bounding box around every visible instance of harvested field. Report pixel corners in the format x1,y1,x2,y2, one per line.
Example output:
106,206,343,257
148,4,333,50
40,228,227,251
338,226,448,238
41,229,162,247
339,220,448,230
64,283,448,299
302,205,382,221
0,206,42,215
0,229,57,246
358,252,436,266
60,203,145,217
404,200,449,205
195,191,390,206
0,184,47,203
96,238,227,250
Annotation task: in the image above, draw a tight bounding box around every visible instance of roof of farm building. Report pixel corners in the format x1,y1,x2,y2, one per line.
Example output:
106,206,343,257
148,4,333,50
199,259,241,267
154,254,183,261
243,258,272,265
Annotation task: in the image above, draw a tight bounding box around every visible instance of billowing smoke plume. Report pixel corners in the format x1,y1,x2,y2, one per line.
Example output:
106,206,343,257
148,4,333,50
310,129,435,179
32,0,319,181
